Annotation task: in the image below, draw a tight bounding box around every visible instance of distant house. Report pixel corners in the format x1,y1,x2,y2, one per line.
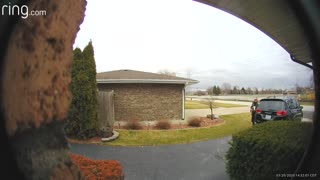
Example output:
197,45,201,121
283,90,300,100
283,90,298,95
96,69,198,121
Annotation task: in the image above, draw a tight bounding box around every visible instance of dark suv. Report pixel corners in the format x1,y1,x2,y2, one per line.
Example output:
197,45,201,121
254,96,303,124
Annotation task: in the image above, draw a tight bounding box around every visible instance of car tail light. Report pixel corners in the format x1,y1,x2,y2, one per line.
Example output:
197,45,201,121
256,109,262,114
276,110,288,116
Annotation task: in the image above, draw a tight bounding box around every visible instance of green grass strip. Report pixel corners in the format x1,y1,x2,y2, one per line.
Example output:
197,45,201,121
104,113,252,146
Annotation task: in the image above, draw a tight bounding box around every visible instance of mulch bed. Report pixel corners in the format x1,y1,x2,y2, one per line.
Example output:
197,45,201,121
114,117,224,130
70,153,124,180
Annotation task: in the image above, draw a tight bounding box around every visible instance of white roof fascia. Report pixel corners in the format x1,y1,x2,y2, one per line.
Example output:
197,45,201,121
96,79,199,85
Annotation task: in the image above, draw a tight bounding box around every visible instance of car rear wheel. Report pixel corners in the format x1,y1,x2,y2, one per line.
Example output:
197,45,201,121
293,116,302,121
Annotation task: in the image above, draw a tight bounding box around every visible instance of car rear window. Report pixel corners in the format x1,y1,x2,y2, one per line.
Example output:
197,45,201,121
258,100,285,111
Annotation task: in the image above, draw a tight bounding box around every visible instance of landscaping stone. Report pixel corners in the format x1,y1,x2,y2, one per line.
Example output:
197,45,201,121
101,131,120,142
206,114,219,119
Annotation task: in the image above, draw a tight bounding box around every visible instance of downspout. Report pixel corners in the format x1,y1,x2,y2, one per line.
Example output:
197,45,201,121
290,54,313,69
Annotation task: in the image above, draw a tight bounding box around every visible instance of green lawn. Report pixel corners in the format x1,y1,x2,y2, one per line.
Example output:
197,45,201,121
185,100,246,109
104,113,251,146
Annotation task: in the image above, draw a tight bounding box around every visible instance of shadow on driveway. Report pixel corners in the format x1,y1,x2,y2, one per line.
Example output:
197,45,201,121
70,136,231,180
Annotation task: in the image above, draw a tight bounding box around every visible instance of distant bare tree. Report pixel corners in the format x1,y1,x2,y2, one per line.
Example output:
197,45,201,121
194,90,207,96
207,87,213,95
295,83,304,94
206,97,215,120
221,83,232,94
158,69,176,76
246,87,253,95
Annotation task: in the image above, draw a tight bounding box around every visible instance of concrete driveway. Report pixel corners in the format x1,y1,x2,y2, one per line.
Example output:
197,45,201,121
70,137,231,180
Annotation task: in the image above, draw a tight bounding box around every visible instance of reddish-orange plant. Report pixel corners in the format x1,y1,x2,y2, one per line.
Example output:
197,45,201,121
70,153,124,180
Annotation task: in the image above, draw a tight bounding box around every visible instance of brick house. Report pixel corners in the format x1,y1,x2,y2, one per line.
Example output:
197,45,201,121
96,69,198,121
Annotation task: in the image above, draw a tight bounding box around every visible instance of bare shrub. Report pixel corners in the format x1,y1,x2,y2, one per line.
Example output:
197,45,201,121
154,120,171,130
188,117,203,127
124,120,142,130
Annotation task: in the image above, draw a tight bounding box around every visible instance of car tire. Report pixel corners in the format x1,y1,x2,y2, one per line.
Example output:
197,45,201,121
293,117,302,121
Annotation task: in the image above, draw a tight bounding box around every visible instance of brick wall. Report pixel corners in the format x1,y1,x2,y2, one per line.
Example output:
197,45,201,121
98,83,184,121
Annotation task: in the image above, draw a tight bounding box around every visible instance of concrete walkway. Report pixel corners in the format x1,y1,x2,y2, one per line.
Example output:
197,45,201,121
70,136,231,180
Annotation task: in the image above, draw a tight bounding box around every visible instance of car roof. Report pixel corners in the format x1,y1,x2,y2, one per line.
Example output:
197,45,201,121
260,96,297,101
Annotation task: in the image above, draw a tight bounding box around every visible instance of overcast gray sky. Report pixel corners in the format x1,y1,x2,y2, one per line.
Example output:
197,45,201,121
73,0,313,90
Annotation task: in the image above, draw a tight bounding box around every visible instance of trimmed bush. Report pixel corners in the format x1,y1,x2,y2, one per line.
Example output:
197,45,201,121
188,117,202,127
155,120,171,130
226,121,312,180
124,120,143,130
70,153,124,179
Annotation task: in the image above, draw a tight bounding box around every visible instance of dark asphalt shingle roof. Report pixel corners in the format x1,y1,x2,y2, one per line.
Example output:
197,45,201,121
96,69,199,84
